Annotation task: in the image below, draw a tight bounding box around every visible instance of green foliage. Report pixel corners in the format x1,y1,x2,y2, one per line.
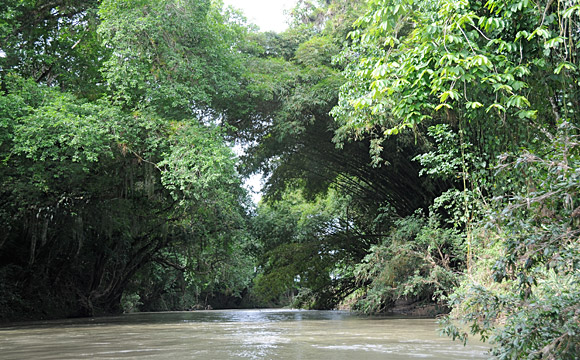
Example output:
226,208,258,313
0,75,253,318
14,96,120,165
295,36,340,67
289,0,367,38
352,213,464,314
413,124,489,227
120,292,142,313
414,124,467,181
159,124,240,205
251,189,364,308
126,227,256,312
228,0,370,200
1,78,167,318
98,0,244,117
441,122,580,358
0,0,105,98
2,8,577,360
332,0,579,160
332,1,579,358
0,0,255,320
228,0,452,312
230,0,440,216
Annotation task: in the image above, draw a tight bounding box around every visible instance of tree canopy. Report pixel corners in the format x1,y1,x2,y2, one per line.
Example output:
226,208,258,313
329,0,580,357
0,0,251,318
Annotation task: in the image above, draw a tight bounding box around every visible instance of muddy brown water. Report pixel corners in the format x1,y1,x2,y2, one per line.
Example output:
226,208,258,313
0,309,490,359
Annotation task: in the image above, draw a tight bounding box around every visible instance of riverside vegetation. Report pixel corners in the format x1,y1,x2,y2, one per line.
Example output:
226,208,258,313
0,0,578,358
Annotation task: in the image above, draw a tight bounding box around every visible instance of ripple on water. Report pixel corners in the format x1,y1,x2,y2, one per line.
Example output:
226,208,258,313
0,310,490,360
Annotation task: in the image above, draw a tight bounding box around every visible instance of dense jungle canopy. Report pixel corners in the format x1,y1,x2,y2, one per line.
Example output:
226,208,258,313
1,0,579,358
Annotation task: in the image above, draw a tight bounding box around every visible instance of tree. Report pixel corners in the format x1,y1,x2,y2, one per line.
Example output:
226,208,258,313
226,0,454,309
333,0,579,357
98,0,244,118
251,189,366,309
0,0,105,98
0,0,254,320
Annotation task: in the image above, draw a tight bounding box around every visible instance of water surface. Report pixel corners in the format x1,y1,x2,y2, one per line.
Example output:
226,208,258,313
0,309,489,359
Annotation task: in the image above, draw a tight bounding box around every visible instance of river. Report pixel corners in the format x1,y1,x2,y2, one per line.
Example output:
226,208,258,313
0,309,489,359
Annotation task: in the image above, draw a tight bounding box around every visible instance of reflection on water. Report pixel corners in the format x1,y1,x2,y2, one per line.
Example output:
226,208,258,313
0,309,489,359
